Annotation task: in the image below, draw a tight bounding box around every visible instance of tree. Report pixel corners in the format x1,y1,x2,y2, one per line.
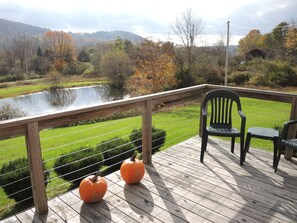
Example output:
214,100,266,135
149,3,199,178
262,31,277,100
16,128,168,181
31,46,48,75
238,29,262,55
171,8,203,78
285,27,297,62
271,22,289,59
257,33,275,58
101,48,133,88
43,31,75,71
213,39,226,67
127,40,177,96
12,36,35,75
78,49,90,62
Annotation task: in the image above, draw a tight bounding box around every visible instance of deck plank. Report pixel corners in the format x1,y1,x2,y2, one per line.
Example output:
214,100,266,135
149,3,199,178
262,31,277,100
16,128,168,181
1,136,297,223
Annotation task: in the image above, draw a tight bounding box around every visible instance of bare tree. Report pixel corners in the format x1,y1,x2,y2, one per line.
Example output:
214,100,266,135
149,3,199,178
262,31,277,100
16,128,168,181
171,8,203,78
13,36,35,75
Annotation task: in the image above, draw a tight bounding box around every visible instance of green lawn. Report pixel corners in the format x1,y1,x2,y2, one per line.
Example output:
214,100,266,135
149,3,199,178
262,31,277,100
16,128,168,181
0,98,292,219
0,84,47,98
0,80,106,99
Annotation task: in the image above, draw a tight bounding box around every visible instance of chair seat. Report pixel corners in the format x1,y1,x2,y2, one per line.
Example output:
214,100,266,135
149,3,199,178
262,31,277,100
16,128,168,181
282,139,297,149
207,126,240,136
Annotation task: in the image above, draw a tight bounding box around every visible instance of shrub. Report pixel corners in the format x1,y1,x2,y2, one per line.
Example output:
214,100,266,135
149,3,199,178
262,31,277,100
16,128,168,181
249,72,271,86
83,67,97,77
129,127,166,154
0,157,49,202
46,70,64,92
175,68,196,87
229,71,250,85
0,103,27,121
240,59,297,87
53,146,104,186
0,74,25,83
62,61,87,75
266,61,297,87
95,137,135,166
197,67,224,85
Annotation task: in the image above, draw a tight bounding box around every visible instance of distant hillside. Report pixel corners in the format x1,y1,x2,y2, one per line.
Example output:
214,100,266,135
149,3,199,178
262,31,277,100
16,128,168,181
0,18,144,48
70,30,144,46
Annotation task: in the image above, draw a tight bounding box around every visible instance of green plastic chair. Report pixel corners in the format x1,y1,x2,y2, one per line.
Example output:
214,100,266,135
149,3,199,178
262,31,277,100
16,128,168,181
274,120,297,172
200,89,246,165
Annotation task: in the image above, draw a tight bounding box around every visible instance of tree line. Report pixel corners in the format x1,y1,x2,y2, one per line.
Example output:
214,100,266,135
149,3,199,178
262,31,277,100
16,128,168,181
238,21,297,62
0,9,296,96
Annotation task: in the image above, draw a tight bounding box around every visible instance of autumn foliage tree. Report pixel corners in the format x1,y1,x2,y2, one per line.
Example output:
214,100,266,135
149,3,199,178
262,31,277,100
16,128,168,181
238,29,262,55
43,31,75,71
285,27,297,62
127,40,177,96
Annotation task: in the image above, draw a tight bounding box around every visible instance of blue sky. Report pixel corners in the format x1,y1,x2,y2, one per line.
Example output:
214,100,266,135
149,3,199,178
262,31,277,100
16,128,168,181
0,0,296,45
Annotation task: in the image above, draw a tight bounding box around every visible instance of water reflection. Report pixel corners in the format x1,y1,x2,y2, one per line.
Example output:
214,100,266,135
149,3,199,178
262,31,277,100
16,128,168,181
0,85,128,118
46,89,77,107
97,85,128,101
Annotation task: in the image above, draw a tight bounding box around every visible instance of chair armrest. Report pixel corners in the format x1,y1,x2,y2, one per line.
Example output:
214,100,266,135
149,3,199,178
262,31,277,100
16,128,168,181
201,107,207,129
238,111,246,134
282,120,297,139
238,111,246,120
201,106,207,116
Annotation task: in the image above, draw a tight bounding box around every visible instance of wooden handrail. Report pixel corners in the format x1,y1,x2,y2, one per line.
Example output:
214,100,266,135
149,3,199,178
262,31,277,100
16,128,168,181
0,84,296,214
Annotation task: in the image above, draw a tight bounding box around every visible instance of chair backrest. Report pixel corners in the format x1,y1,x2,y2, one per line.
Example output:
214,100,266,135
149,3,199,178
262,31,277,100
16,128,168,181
202,89,242,128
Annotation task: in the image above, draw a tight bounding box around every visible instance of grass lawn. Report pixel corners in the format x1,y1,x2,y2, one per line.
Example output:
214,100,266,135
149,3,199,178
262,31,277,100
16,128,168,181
0,97,292,219
0,78,107,99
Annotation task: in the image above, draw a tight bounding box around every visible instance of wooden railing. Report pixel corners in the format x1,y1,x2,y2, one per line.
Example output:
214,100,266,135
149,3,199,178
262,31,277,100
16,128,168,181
0,84,296,215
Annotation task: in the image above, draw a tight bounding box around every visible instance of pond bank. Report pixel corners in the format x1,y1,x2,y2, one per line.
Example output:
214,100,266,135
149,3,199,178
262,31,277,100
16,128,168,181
0,77,107,99
0,85,127,118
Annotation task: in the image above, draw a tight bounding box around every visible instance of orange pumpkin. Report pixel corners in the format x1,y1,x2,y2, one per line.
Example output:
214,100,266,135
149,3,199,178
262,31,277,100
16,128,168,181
120,153,145,184
79,172,107,203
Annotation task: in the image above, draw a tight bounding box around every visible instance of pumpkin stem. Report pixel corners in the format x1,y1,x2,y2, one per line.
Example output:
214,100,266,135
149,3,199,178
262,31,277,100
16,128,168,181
130,152,137,162
91,171,101,182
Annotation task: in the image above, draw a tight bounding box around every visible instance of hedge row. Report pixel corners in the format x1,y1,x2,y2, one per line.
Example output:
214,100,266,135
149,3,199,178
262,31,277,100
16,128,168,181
0,158,49,203
0,127,166,202
53,127,166,185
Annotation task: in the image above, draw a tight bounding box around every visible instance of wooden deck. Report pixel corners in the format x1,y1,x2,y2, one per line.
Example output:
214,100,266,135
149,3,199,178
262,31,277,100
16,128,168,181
2,136,297,223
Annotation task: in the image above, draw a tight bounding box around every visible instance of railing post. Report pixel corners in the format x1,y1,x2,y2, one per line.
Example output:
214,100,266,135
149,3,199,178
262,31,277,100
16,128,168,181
25,122,48,214
285,97,297,160
142,99,152,164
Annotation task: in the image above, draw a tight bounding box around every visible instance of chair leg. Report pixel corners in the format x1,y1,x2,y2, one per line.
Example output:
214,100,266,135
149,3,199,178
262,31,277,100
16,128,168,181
274,145,284,172
245,133,251,153
200,134,208,163
272,137,279,167
240,135,245,166
243,133,251,162
231,137,235,153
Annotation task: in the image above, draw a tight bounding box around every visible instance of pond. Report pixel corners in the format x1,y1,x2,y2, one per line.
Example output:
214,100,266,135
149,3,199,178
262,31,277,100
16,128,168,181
0,85,128,118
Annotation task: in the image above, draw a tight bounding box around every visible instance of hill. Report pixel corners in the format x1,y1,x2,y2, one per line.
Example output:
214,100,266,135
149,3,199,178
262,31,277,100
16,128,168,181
0,18,144,48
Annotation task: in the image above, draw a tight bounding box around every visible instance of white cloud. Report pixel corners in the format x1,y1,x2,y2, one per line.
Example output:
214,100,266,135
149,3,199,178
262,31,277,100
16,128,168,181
0,0,295,45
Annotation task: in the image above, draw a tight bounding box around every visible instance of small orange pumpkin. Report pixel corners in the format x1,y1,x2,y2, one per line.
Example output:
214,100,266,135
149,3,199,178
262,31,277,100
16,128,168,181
79,172,107,203
120,153,145,184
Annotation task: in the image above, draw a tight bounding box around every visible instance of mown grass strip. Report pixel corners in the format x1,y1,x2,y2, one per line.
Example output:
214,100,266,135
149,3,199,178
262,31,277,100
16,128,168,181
0,81,107,99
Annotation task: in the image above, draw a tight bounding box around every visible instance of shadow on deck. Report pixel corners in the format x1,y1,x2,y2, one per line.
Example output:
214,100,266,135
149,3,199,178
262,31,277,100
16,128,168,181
2,136,297,223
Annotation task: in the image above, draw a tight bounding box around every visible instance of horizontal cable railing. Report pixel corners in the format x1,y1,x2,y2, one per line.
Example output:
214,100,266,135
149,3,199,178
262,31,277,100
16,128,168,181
0,84,296,220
